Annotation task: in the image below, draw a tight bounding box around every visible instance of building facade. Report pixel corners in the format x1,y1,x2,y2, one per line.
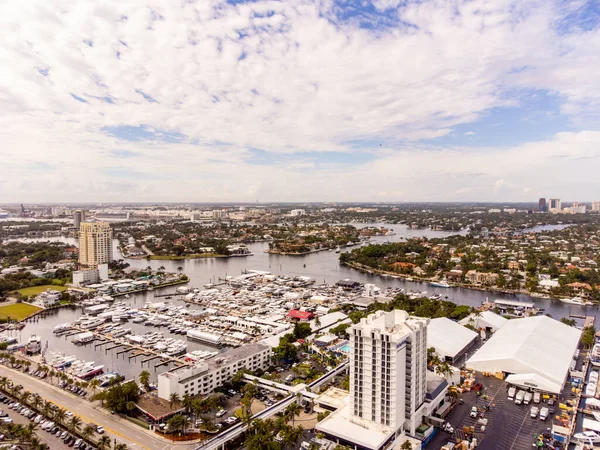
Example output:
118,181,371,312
73,210,85,230
350,310,429,435
157,343,271,400
79,222,113,267
549,198,561,213
538,198,546,212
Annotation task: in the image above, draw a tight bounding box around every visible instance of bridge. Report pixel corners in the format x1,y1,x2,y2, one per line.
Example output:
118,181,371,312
195,362,349,450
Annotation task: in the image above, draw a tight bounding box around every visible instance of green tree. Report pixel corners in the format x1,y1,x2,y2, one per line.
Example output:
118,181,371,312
97,435,111,450
138,370,151,391
169,393,180,409
293,322,312,340
285,402,301,427
82,423,96,441
68,415,82,433
166,414,187,435
583,326,596,348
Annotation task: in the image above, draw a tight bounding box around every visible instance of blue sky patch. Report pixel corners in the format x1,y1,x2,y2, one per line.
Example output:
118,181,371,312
423,90,572,147
135,90,158,103
70,93,88,103
102,124,186,143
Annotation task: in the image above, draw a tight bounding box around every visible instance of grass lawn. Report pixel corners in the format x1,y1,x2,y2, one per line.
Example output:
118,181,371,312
0,303,42,321
12,285,67,297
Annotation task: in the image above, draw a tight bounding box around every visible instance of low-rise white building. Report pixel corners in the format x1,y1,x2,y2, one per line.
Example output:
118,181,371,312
157,343,271,400
427,317,478,363
466,315,581,394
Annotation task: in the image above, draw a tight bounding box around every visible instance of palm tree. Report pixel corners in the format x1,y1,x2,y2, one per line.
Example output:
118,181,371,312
89,378,100,394
169,393,180,408
182,393,193,414
53,407,67,425
285,403,301,427
11,384,23,399
31,394,42,412
400,441,413,450
41,400,53,418
177,266,183,275
82,423,96,441
69,415,82,433
20,391,31,405
114,444,128,450
138,370,150,391
283,424,304,448
97,435,111,450
0,376,8,392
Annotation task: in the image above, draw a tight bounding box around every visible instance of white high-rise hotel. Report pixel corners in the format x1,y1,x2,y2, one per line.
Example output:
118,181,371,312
350,310,428,434
317,310,439,450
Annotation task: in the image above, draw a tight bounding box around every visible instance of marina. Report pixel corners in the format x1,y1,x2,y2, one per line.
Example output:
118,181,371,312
5,223,600,384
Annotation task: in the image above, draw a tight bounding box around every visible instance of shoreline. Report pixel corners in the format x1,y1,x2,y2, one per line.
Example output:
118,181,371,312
341,261,597,306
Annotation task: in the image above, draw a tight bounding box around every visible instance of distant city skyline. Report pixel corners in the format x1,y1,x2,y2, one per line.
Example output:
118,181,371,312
1,0,599,202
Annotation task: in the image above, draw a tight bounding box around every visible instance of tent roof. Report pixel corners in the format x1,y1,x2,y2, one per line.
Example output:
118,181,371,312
427,317,478,359
505,373,562,394
467,315,581,390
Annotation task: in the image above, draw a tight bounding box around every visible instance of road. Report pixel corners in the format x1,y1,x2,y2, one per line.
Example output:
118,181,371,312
4,365,197,450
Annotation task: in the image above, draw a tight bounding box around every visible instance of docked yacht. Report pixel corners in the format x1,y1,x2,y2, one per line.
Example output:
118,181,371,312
573,431,600,443
80,317,106,330
72,332,94,345
560,296,593,306
591,344,600,367
53,323,71,334
430,280,450,288
26,335,42,355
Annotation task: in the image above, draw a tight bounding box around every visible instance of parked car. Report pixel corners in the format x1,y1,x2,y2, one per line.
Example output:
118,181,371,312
508,386,516,401
469,406,478,418
533,392,541,404
216,409,226,418
96,426,104,434
539,407,549,421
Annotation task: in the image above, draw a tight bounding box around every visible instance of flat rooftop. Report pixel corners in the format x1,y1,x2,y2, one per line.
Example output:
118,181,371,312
316,401,395,450
315,387,349,409
136,392,184,421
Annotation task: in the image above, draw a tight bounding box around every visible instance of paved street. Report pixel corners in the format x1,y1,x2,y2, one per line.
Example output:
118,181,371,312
4,365,198,450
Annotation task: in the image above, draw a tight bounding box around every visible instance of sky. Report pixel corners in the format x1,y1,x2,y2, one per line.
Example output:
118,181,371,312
1,0,599,203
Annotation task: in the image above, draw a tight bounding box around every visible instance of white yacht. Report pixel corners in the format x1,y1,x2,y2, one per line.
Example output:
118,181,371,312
560,296,593,306
573,431,600,443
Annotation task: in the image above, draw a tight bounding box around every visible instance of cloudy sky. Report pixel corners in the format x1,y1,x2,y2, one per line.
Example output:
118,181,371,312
1,0,599,203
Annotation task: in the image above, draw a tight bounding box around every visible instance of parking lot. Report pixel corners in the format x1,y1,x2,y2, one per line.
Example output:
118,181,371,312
429,375,559,450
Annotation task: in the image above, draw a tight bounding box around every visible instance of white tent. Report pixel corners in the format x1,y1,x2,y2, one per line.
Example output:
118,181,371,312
505,373,562,394
428,317,478,361
466,315,581,394
459,310,507,332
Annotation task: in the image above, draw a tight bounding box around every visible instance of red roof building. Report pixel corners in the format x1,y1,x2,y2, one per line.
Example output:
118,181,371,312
286,310,314,321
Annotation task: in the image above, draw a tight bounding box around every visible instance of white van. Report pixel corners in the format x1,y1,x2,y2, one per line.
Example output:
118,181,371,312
515,390,525,405
539,407,549,421
523,392,533,405
533,392,540,404
508,386,516,401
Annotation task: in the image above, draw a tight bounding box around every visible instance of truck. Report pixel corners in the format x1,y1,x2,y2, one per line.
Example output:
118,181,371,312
508,386,516,401
530,406,539,418
539,407,549,421
524,392,533,405
515,390,525,405
533,392,540,404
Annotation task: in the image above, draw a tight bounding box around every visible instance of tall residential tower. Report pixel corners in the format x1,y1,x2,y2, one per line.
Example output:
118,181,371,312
78,221,113,267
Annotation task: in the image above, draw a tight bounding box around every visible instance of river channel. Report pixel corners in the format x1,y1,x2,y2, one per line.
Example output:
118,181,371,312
5,222,593,382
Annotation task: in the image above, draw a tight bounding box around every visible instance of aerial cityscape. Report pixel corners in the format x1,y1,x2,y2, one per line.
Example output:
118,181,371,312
2,1,600,450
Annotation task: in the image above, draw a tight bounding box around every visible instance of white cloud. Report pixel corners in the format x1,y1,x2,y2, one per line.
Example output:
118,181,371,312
464,131,476,135
0,0,599,202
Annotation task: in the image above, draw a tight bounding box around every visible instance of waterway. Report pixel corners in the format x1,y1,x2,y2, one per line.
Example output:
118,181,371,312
5,222,590,382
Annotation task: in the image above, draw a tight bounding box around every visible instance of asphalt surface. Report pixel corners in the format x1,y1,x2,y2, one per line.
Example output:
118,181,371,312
1,405,71,449
428,375,557,450
4,365,197,450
